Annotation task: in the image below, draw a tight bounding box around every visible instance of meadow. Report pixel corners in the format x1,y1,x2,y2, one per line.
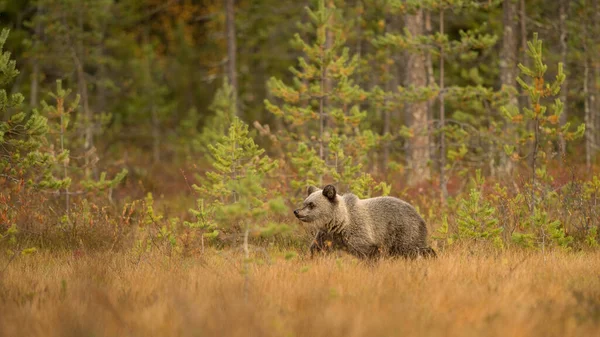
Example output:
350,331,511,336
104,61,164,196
1,248,599,337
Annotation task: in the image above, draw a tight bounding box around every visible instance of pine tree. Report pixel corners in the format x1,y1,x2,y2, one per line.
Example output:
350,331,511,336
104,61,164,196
123,43,174,165
39,80,128,208
188,116,285,240
176,79,236,163
456,171,504,249
374,0,504,198
27,0,115,175
198,79,237,157
265,0,388,195
0,28,55,189
501,33,584,251
502,33,584,212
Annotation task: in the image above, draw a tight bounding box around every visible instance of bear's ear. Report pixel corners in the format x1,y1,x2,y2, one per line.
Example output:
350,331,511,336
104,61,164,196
307,185,319,196
322,185,337,201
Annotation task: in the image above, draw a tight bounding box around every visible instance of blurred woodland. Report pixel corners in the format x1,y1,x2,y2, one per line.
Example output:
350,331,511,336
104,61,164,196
1,0,599,253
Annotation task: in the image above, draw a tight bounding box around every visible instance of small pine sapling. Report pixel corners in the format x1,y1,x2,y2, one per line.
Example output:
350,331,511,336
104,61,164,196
189,116,287,244
265,0,386,194
40,80,128,211
0,28,56,189
133,193,180,257
501,33,584,251
455,170,504,249
501,33,584,212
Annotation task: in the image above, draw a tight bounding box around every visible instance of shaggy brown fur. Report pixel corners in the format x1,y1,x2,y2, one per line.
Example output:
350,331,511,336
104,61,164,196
295,185,436,260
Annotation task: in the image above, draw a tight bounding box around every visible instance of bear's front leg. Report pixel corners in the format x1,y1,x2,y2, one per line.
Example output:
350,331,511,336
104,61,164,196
309,230,329,257
310,230,345,257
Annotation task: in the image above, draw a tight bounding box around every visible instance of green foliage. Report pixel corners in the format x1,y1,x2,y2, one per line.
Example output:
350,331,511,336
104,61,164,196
185,199,219,239
0,224,18,253
350,172,391,199
190,115,286,240
510,232,536,249
373,0,507,191
501,33,584,171
586,226,599,248
0,224,37,257
265,0,386,194
1,0,600,256
133,193,181,256
0,28,56,188
455,170,503,248
289,142,327,194
525,207,572,250
456,188,503,248
184,79,237,160
40,80,127,198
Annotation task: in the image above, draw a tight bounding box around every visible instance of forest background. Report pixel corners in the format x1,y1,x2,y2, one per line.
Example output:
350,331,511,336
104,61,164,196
1,0,600,255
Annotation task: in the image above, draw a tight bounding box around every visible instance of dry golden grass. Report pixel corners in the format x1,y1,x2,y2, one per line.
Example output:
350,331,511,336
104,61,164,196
1,248,599,337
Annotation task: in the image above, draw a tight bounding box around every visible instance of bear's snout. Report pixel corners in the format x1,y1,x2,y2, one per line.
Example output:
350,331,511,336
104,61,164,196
293,209,299,217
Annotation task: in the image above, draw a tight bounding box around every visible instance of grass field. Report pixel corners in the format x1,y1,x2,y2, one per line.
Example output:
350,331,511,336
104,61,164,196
1,249,599,337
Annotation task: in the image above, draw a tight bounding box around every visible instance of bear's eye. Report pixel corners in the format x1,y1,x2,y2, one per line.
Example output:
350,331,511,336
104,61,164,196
308,202,315,209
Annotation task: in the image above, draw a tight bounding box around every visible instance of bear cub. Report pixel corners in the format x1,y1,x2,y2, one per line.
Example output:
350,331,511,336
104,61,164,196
294,185,436,259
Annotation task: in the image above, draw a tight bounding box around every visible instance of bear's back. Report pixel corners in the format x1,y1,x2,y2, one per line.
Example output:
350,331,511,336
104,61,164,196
343,194,427,250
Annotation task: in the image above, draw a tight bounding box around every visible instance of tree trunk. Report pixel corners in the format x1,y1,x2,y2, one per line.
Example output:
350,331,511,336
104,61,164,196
585,1,594,171
425,10,437,176
382,14,392,173
500,0,519,174
591,0,600,167
558,0,570,162
152,103,160,164
405,8,430,185
585,44,591,171
72,6,93,178
519,0,529,110
324,0,334,129
30,3,42,108
225,0,238,115
76,59,93,173
319,45,325,164
382,72,391,173
439,10,447,202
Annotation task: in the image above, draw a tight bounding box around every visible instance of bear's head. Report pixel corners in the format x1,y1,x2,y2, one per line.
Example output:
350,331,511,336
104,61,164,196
293,185,338,228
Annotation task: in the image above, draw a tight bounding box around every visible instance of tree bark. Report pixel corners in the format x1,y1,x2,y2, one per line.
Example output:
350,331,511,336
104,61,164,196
30,3,42,108
405,8,430,185
585,0,594,171
225,0,238,115
519,0,529,110
324,0,334,128
591,0,600,168
500,0,519,174
382,14,393,173
585,43,591,171
152,103,160,164
558,0,570,162
71,5,94,178
425,10,437,176
439,10,447,202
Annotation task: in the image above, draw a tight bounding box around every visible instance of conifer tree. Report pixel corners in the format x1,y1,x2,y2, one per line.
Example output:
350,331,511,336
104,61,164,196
502,33,584,210
265,0,388,196
39,80,128,209
198,79,237,157
176,79,236,163
375,0,504,198
124,43,173,164
188,115,286,241
27,0,115,175
502,33,583,251
0,28,55,188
